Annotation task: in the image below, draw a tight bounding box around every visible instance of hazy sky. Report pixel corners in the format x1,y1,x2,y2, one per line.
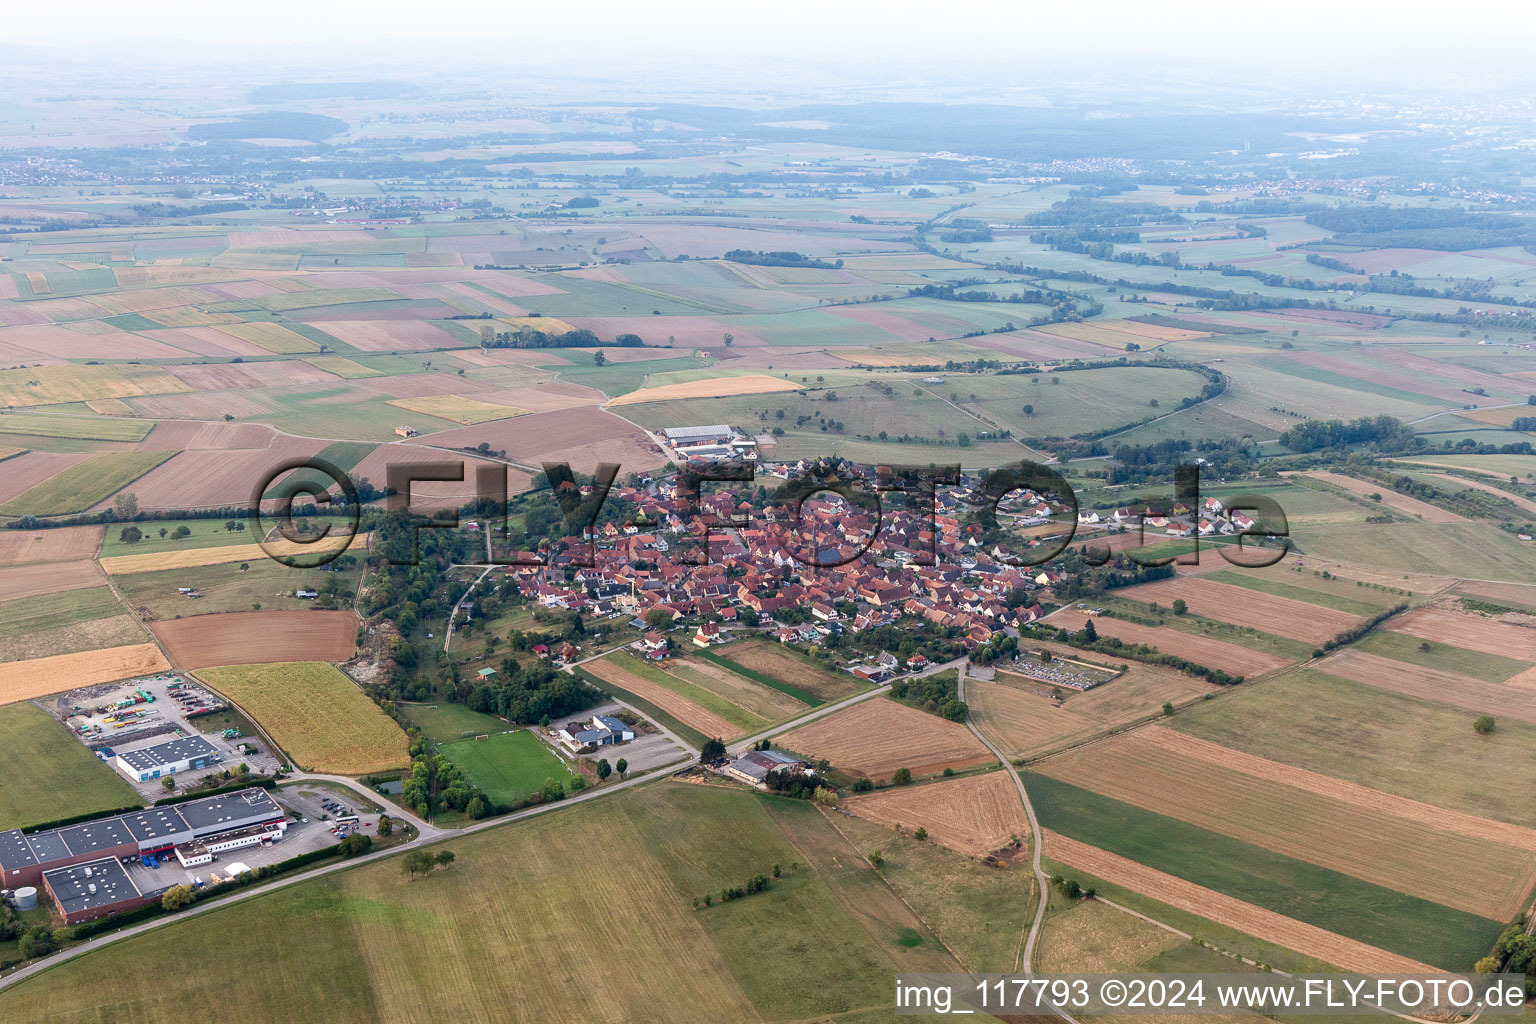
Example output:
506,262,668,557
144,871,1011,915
11,0,1536,74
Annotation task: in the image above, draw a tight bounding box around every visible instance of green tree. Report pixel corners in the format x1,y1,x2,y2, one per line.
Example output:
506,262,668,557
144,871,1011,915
700,738,726,762
1162,701,1175,716
592,349,607,367
435,850,456,869
914,827,927,841
119,525,142,544
338,833,373,857
161,884,196,911
892,767,912,785
17,926,53,959
1171,599,1188,615
615,757,628,780
644,608,674,630
597,758,612,781
113,492,139,519
1474,715,1497,734
377,815,394,837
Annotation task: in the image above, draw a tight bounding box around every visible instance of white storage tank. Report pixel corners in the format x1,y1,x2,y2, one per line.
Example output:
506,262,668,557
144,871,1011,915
13,886,37,911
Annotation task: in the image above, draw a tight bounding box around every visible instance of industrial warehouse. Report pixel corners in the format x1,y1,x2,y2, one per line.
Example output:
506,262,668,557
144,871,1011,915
0,789,286,923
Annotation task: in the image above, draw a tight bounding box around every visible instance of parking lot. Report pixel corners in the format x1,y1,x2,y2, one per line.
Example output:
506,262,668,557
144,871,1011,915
543,702,690,774
37,673,283,799
117,807,341,897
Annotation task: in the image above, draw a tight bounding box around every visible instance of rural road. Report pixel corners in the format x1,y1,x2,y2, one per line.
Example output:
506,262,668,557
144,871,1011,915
0,746,692,993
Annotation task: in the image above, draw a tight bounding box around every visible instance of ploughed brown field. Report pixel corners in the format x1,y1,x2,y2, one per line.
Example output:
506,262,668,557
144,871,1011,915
776,698,995,783
1112,577,1362,644
581,656,743,740
0,525,104,564
1305,472,1466,523
0,559,103,600
1050,608,1289,677
842,770,1026,856
1389,606,1536,660
1321,648,1536,724
1042,830,1438,975
149,609,359,668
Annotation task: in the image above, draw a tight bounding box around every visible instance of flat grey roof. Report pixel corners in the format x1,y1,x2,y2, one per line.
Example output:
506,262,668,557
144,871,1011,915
26,831,70,863
117,734,220,772
44,858,143,917
120,806,191,844
61,818,135,855
0,830,37,872
177,789,283,836
662,425,732,441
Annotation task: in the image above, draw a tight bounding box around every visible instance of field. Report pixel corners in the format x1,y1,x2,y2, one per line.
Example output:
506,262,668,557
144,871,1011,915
196,662,409,774
1047,608,1290,677
1036,729,1536,920
0,702,142,830
706,640,866,701
1111,577,1362,645
1025,773,1502,970
387,394,526,424
1319,648,1536,722
1388,605,1536,659
1353,625,1534,681
841,770,1026,855
0,644,170,705
585,652,755,739
398,701,510,744
150,610,358,668
438,729,573,806
100,533,367,574
0,413,151,442
0,450,173,516
1169,667,1536,828
1303,472,1467,522
776,698,995,782
1040,830,1440,975
0,559,102,600
661,654,810,721
0,783,978,1022
605,372,804,406
0,525,103,563
967,657,1217,760
0,587,147,663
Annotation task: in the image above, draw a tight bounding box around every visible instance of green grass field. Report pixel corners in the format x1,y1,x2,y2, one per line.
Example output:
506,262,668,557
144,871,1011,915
0,587,145,663
1024,772,1501,970
0,703,141,830
98,518,259,556
0,450,172,517
0,783,974,1023
1354,629,1531,682
438,729,572,805
0,413,151,442
112,558,362,619
397,702,510,744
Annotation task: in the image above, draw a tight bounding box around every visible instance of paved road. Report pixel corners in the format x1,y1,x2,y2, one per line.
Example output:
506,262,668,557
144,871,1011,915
0,748,691,993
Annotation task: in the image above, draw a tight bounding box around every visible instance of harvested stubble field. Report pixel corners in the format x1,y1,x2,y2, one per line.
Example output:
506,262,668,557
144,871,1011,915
1135,725,1536,853
116,438,329,510
583,655,744,740
0,362,188,408
0,559,102,600
1050,608,1289,677
0,524,103,563
777,698,994,783
1389,606,1536,659
197,661,408,775
387,394,526,424
665,656,808,721
967,659,1213,760
1112,578,1362,645
1322,648,1536,723
150,609,358,668
842,770,1026,856
100,533,368,575
0,643,170,705
1304,472,1466,522
606,373,804,406
1040,830,1437,975
708,641,866,701
1038,730,1536,920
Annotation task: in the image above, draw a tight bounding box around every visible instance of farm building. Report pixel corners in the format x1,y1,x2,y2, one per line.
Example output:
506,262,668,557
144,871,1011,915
114,734,221,783
43,857,155,925
724,750,807,787
0,788,283,891
661,425,734,446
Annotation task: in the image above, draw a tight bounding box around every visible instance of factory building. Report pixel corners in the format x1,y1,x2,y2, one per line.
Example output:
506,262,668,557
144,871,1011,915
114,734,221,783
42,858,154,925
0,788,284,891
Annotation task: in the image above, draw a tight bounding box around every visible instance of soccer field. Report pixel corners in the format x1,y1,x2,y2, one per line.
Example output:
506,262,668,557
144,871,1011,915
438,729,573,805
